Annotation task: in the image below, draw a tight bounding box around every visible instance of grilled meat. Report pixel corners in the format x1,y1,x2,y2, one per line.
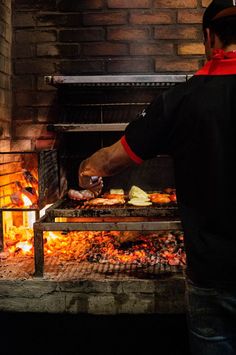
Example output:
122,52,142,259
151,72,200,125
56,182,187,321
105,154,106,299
84,196,125,206
68,189,95,200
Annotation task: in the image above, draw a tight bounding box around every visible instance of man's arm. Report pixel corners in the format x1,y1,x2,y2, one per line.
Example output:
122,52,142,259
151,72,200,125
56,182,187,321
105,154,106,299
78,139,135,191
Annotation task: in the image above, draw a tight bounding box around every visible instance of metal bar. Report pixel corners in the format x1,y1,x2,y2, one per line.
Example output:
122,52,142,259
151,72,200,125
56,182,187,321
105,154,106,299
34,220,182,231
44,198,67,215
45,74,187,86
0,208,39,212
0,210,3,251
63,102,149,107
47,123,128,132
35,210,40,221
33,227,44,277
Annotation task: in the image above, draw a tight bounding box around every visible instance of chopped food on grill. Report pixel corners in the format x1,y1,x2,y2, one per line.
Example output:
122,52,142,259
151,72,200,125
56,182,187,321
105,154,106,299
169,192,177,202
103,193,126,199
68,189,95,200
128,185,149,200
127,186,152,206
110,189,124,195
84,196,125,206
128,198,152,206
149,193,171,204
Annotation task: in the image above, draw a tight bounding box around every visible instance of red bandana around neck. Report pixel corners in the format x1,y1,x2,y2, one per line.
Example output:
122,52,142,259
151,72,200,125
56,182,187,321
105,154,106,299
195,49,236,75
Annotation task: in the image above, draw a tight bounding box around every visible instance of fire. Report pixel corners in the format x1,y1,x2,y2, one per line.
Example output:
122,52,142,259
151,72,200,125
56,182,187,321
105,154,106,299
3,227,186,266
22,194,32,207
15,241,32,253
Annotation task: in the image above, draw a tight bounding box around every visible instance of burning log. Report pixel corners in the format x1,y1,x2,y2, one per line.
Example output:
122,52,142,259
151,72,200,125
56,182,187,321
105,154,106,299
10,191,24,207
22,169,38,190
12,182,38,207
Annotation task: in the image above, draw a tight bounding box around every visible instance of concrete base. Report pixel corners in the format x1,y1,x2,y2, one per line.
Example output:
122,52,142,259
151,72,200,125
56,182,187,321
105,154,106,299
0,274,185,314
0,254,186,314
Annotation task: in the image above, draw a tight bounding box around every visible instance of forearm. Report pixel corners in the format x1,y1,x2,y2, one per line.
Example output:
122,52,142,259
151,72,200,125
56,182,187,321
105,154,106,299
79,141,134,178
79,147,113,178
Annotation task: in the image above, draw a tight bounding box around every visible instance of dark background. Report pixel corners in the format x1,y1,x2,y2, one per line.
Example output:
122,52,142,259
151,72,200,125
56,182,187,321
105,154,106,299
0,312,190,355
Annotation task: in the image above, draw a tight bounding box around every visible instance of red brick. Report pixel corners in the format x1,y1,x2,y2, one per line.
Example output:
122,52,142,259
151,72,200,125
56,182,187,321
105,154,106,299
36,14,82,27
14,122,55,139
15,30,57,43
57,0,104,11
154,0,197,8
0,89,10,105
0,4,10,25
15,60,56,74
35,139,56,150
0,122,10,138
108,0,150,8
37,44,79,58
0,139,10,152
107,28,149,41
57,60,104,74
82,42,128,56
59,29,105,42
13,12,36,27
15,91,56,107
0,56,11,75
130,42,174,56
0,73,10,90
130,11,174,25
13,44,35,58
155,57,200,72
178,42,205,55
154,25,200,40
0,106,11,121
37,107,59,122
107,59,152,73
0,40,10,58
178,9,204,24
5,60,11,76
12,107,35,120
0,57,4,73
11,139,32,152
14,0,57,10
83,12,127,26
13,75,34,91
4,24,11,43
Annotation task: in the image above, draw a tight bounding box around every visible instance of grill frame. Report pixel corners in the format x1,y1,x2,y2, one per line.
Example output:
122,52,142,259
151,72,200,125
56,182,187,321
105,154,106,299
34,213,182,276
45,74,190,87
32,74,187,277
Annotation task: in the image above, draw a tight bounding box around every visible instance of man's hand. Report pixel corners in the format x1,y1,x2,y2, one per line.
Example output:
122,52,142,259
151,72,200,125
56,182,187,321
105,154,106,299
78,139,134,194
79,172,103,196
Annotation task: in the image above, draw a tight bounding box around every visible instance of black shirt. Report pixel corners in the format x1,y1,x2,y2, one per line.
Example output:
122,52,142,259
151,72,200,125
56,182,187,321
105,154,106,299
122,53,236,287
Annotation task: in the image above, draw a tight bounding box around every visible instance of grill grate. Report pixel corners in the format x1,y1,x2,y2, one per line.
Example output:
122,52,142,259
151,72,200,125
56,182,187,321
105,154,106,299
45,74,188,88
44,260,185,281
45,197,179,219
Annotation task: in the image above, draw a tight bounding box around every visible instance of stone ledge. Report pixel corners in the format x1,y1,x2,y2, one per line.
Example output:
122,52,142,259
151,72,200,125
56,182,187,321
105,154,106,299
0,274,185,314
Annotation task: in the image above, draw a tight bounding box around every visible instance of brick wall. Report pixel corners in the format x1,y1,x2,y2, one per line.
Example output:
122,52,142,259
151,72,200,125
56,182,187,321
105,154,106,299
12,0,211,150
0,0,12,152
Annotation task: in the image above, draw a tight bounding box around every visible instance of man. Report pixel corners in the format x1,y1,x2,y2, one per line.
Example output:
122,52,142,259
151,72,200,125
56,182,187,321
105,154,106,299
78,1,236,353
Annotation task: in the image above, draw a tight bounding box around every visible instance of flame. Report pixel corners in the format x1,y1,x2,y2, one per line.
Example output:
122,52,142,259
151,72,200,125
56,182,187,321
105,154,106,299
15,241,32,253
22,194,32,207
3,216,186,266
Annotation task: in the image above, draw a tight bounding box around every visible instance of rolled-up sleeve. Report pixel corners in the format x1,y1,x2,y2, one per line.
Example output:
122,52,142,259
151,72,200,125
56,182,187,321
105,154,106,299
121,94,170,163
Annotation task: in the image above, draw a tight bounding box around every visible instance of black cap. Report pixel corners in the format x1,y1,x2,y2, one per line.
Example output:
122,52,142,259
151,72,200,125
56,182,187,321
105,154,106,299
203,0,236,29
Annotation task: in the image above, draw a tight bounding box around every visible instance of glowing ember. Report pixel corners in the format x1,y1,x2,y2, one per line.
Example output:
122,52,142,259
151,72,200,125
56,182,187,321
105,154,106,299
3,227,186,266
15,241,32,253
